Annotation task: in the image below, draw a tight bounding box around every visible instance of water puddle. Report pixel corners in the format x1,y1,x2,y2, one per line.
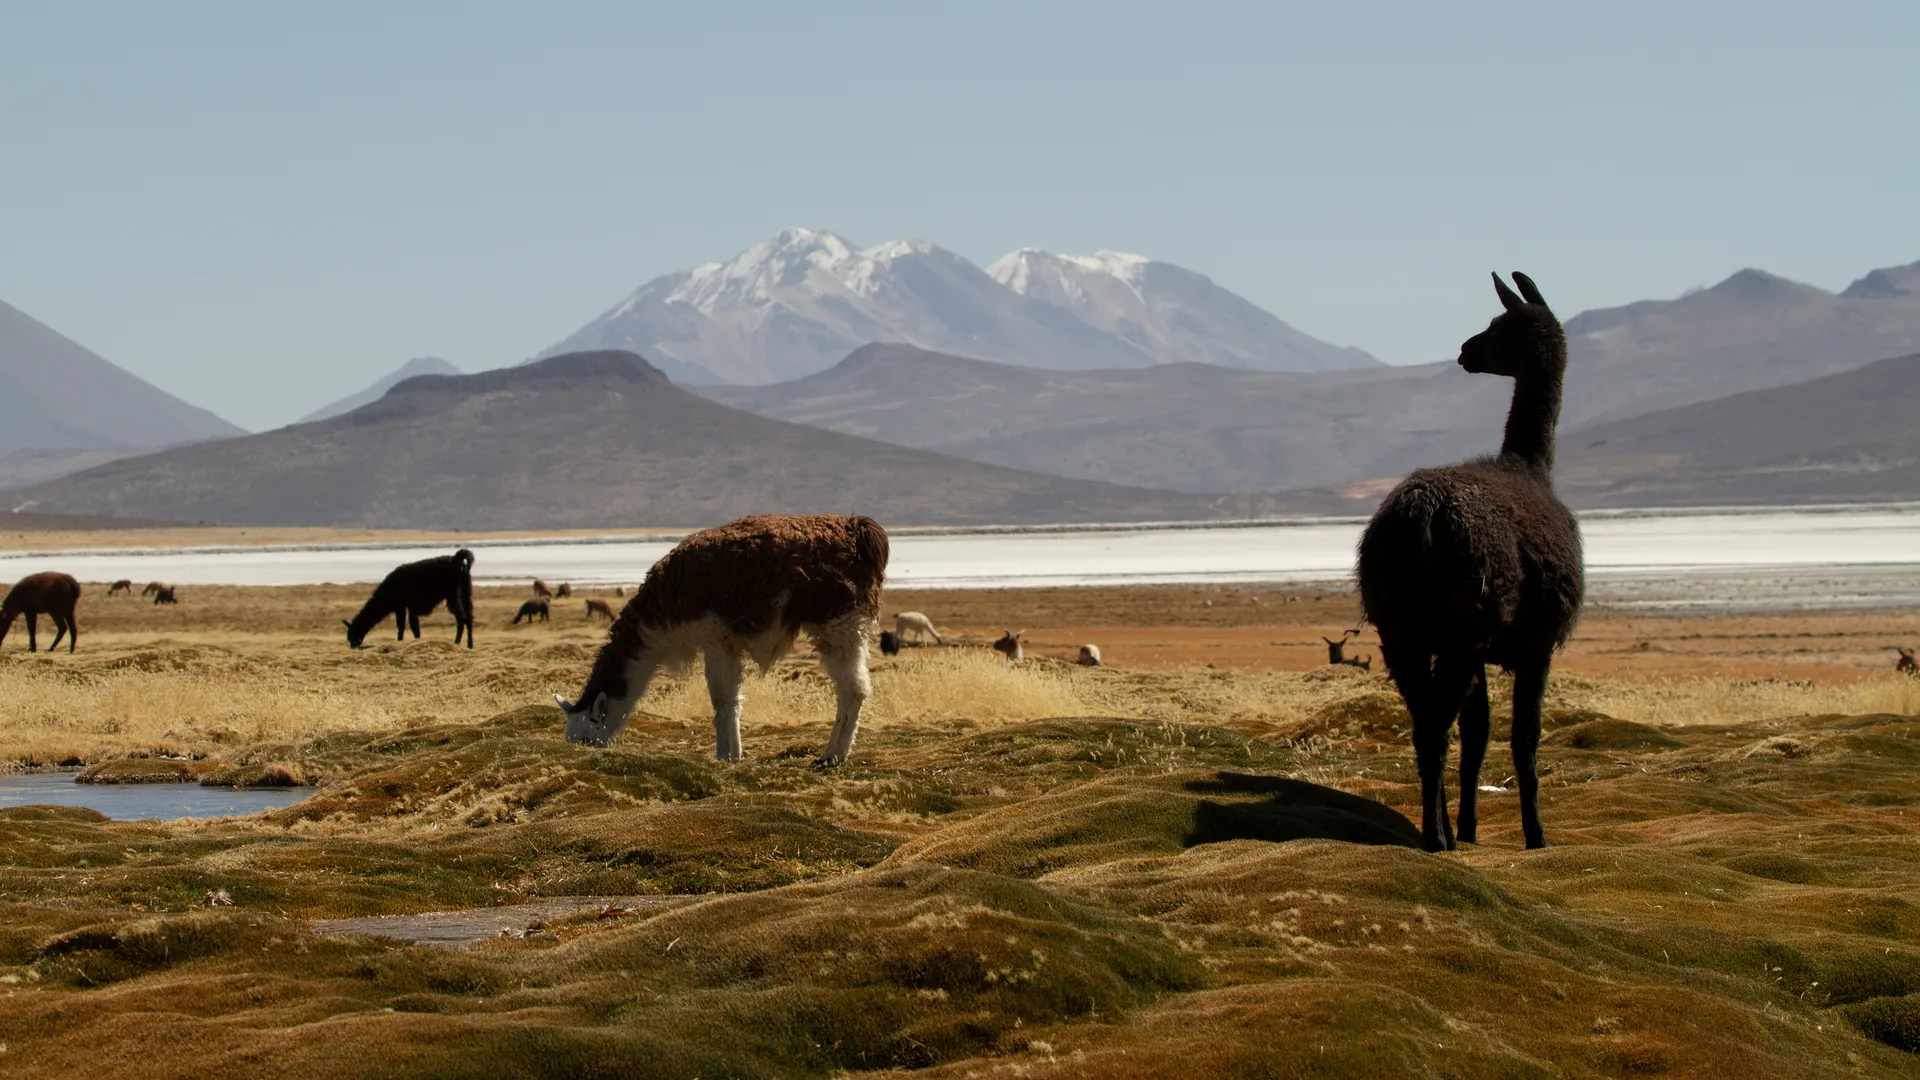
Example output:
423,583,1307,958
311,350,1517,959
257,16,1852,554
308,895,693,946
0,773,314,820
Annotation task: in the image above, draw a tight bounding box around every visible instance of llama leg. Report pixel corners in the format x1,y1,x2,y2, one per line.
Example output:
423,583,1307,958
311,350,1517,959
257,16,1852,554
1510,657,1552,850
408,610,422,639
814,619,872,767
394,611,407,641
704,648,746,762
49,618,68,653
1455,667,1491,844
1381,638,1447,851
25,612,37,653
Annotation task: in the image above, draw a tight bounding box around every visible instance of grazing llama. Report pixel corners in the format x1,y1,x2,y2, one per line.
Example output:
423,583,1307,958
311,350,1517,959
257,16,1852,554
532,579,554,599
1896,646,1918,676
140,581,166,598
1,572,81,653
344,549,476,648
107,579,133,597
992,629,1025,661
555,583,573,599
556,514,888,767
513,598,550,624
151,584,178,605
584,598,616,622
1357,272,1582,852
893,611,942,645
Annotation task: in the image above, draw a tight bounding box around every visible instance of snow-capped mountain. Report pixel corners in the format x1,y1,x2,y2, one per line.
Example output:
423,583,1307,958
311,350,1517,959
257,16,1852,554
538,229,1374,385
986,248,1379,373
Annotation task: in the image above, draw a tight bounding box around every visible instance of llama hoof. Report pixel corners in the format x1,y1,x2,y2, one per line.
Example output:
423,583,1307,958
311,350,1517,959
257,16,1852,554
811,755,845,771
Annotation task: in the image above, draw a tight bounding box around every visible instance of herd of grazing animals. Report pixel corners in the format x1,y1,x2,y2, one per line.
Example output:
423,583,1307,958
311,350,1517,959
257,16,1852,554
24,270,1885,856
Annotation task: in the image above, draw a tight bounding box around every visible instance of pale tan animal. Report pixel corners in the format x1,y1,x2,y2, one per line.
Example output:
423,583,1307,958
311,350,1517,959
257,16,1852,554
893,611,942,645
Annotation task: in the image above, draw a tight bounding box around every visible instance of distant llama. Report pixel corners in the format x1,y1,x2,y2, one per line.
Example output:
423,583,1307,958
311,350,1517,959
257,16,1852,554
893,611,942,645
1076,644,1102,666
555,583,573,599
344,549,475,648
584,598,616,622
107,579,133,597
532,579,554,599
1357,272,1582,852
992,629,1025,661
1324,629,1359,665
879,630,902,656
513,598,550,624
140,581,166,598
1,572,81,653
556,514,887,767
1896,646,1918,676
151,584,178,605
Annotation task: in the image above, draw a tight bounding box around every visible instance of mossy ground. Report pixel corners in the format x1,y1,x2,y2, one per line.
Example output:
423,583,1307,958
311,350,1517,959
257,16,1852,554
1,585,1918,1076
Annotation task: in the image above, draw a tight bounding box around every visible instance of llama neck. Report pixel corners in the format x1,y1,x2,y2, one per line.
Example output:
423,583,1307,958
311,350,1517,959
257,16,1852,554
1500,364,1564,471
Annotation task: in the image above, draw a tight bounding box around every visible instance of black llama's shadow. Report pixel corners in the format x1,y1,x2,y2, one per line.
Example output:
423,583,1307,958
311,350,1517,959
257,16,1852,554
1184,773,1421,849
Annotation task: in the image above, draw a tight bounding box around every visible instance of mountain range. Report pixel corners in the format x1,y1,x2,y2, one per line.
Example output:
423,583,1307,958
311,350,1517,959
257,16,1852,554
705,260,1920,495
6,352,1255,529
0,297,243,456
535,228,1377,385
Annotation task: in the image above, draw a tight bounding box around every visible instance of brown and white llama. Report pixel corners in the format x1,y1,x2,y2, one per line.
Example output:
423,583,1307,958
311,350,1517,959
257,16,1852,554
1,572,81,653
992,628,1025,660
556,514,889,767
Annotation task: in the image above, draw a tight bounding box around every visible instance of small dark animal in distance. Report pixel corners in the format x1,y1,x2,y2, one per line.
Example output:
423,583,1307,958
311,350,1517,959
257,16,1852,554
514,598,550,624
1895,646,1918,676
151,584,178,605
107,579,134,596
879,630,901,656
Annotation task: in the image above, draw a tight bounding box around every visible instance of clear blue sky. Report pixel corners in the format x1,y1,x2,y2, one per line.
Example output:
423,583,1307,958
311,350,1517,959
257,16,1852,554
4,2,1916,430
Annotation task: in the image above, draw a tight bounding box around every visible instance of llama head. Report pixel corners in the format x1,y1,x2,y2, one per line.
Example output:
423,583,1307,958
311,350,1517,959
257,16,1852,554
342,619,367,649
556,691,621,747
992,629,1026,659
1459,272,1563,378
453,548,475,569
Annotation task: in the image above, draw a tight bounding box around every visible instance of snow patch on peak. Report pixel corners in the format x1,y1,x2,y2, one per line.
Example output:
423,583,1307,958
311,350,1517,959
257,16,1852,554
1062,250,1155,283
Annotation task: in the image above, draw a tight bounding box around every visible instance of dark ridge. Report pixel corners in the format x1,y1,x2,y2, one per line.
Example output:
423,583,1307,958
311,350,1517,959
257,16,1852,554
389,351,671,397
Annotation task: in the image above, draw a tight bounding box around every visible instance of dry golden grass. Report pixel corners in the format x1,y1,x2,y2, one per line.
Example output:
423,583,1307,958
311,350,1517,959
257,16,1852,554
4,584,1920,1076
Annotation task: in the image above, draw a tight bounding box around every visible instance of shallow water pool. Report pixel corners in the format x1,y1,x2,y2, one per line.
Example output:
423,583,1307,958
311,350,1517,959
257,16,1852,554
0,773,314,820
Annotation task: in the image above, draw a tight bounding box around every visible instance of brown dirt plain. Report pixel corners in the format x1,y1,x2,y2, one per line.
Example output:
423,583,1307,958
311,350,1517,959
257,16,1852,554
1,580,1919,1077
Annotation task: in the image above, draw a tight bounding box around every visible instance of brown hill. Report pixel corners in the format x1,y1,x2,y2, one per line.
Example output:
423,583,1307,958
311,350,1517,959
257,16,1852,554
4,351,1259,529
1557,351,1920,506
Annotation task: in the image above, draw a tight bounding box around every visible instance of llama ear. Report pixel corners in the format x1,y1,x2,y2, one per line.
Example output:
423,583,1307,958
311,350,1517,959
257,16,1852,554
552,694,574,712
591,692,610,720
1492,272,1524,312
341,620,351,629
1511,271,1547,307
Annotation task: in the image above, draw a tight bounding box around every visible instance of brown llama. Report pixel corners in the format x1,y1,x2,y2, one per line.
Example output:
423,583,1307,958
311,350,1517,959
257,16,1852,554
107,579,134,597
992,628,1026,661
555,583,573,599
1357,272,1582,852
140,581,166,598
556,514,888,767
1323,629,1359,665
532,579,553,599
584,598,615,622
1,572,81,652
1896,646,1918,676
151,584,178,605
